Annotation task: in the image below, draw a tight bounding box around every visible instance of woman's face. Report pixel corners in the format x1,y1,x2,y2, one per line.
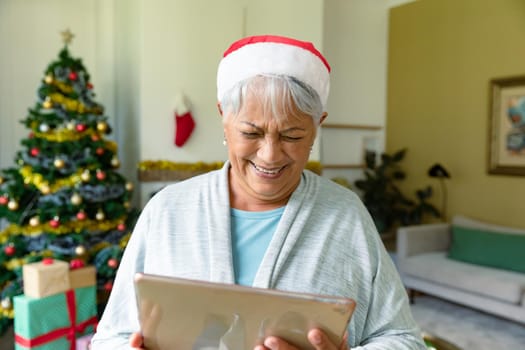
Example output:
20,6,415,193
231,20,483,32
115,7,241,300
222,93,319,210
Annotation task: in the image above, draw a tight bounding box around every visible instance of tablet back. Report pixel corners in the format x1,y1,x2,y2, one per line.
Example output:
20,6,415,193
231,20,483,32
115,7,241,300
134,273,355,350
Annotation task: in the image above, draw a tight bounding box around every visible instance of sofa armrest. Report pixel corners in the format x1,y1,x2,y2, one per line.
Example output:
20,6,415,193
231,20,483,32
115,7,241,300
397,223,451,259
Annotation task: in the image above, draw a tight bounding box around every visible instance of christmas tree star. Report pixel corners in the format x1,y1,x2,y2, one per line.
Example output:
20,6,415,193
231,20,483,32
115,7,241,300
60,28,74,45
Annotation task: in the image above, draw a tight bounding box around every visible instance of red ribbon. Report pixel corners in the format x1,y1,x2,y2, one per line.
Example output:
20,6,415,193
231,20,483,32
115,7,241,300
15,289,98,349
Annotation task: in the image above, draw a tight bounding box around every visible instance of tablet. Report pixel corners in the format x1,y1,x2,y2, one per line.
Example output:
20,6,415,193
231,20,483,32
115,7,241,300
134,273,355,350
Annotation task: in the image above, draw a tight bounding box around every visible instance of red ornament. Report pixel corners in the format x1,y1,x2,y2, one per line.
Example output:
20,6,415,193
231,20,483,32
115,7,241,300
95,147,105,156
49,218,60,228
96,170,106,181
76,124,87,132
91,134,100,142
42,257,54,265
107,258,119,269
117,223,126,231
87,82,93,90
76,211,87,221
30,148,40,157
70,259,85,269
104,281,113,292
29,132,35,139
0,196,8,205
69,71,78,81
4,244,15,256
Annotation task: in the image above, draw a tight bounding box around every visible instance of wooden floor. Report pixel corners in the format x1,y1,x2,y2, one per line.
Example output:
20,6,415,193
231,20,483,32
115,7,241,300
0,326,13,350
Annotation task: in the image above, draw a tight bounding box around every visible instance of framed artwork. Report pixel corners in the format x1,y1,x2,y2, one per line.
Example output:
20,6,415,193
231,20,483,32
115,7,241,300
488,75,525,176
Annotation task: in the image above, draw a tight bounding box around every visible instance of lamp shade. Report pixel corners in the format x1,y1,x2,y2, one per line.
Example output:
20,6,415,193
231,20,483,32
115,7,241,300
428,163,450,178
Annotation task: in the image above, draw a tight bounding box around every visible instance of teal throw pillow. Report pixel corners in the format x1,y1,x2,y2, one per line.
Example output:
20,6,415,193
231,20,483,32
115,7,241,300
448,225,525,273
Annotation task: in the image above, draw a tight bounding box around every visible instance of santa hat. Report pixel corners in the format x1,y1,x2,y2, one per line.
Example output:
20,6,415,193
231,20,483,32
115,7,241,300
217,35,331,110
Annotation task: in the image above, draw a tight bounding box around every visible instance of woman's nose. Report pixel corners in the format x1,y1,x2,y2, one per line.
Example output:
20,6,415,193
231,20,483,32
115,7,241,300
258,139,283,163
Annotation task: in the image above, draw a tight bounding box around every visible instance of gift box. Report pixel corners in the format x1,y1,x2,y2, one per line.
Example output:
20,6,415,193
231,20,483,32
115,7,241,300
23,259,70,298
75,333,94,350
69,266,96,290
14,286,98,350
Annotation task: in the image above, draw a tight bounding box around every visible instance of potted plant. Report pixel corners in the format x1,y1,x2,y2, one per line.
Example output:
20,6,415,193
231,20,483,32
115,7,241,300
354,149,440,234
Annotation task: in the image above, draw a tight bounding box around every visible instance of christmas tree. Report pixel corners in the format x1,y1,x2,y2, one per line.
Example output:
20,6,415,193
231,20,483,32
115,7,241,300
0,30,138,334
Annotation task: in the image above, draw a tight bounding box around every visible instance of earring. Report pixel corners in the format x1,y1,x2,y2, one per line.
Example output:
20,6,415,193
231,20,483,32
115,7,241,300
223,139,227,146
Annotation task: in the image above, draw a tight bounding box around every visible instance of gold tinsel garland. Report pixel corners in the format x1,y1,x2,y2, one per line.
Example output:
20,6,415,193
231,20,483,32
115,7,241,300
46,92,102,114
0,217,127,243
4,250,53,271
138,160,322,175
20,166,85,193
138,160,225,172
32,122,117,148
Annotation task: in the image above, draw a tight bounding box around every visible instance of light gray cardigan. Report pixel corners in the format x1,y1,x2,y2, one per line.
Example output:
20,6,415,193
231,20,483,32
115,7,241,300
92,163,425,349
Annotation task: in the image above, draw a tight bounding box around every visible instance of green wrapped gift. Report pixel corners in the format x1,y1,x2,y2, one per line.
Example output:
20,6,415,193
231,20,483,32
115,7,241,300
14,286,98,350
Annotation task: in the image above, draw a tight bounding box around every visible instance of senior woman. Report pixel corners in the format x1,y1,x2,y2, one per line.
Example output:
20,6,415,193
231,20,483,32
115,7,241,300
91,35,426,350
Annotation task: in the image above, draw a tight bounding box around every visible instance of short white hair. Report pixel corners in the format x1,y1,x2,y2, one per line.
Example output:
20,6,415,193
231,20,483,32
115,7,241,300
220,74,324,125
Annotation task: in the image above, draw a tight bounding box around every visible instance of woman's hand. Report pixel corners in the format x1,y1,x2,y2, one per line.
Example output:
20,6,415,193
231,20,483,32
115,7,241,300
129,332,145,349
254,328,349,350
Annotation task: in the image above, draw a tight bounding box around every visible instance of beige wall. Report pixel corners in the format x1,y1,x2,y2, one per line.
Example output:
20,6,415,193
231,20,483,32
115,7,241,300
387,0,525,228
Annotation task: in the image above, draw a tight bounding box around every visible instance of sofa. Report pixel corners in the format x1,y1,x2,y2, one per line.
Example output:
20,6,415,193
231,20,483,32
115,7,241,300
396,215,525,324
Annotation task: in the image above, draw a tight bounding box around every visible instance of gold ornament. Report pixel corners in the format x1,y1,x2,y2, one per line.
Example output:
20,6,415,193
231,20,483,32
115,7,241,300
70,193,82,205
75,245,86,256
97,121,108,133
54,158,65,169
125,182,134,191
66,122,75,130
29,216,40,227
1,298,12,310
44,75,53,84
43,98,53,109
111,156,120,168
0,176,4,184
123,201,130,209
41,184,51,194
7,200,19,211
80,170,91,182
96,209,105,221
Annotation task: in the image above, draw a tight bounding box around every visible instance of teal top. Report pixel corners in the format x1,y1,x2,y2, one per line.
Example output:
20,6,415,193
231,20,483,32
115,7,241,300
230,206,285,286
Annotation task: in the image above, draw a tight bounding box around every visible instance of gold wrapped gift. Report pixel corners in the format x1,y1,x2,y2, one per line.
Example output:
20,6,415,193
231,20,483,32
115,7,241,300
22,259,70,298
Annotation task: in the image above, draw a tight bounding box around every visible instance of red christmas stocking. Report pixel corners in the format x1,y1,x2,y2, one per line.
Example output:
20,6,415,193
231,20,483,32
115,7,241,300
173,94,195,147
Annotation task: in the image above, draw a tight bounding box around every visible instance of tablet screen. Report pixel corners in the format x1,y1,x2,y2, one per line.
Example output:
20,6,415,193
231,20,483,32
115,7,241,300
134,273,355,350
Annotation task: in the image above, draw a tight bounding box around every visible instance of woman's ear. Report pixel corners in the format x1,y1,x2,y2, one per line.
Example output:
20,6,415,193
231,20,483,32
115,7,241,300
319,112,328,125
217,102,223,116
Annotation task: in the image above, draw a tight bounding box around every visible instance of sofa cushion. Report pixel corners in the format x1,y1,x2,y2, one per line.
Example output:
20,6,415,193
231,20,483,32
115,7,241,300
400,252,525,304
448,225,525,273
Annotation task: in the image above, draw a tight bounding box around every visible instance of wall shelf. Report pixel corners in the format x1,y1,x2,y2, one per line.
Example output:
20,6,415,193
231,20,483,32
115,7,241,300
321,123,382,130
320,123,382,171
322,164,365,169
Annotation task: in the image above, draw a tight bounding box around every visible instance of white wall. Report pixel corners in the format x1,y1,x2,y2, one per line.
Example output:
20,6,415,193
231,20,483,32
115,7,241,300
0,0,115,166
0,0,414,207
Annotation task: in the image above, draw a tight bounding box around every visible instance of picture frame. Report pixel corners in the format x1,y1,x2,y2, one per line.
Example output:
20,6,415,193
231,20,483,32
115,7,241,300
488,75,525,176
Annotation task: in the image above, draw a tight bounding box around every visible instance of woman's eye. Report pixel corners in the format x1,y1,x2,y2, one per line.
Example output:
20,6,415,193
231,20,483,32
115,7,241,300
282,136,303,141
241,132,260,138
